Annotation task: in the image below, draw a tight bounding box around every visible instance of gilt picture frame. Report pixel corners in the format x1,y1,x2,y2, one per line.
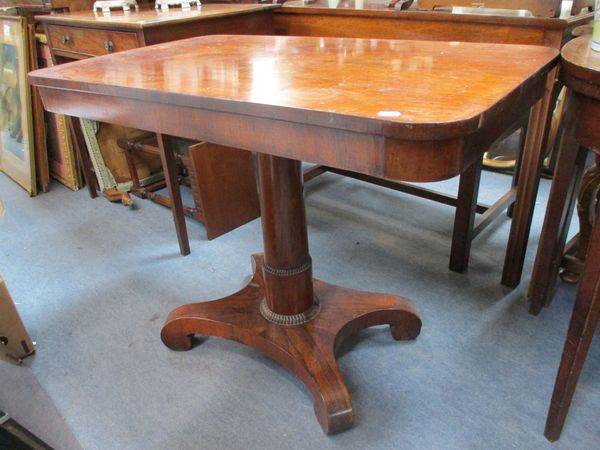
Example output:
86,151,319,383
37,37,80,191
0,15,35,195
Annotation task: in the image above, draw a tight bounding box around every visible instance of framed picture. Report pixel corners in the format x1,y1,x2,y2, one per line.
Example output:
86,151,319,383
0,15,36,195
37,36,80,191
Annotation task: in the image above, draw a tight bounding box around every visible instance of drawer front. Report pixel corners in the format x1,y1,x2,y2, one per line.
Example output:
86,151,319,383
47,25,139,57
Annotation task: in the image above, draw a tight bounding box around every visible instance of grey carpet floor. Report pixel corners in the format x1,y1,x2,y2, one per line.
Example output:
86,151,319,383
1,167,599,450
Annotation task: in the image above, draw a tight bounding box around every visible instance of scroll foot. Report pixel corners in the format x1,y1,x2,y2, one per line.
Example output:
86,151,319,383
161,254,421,433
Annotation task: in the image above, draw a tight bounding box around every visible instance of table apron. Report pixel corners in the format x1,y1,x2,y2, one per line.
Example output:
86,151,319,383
574,95,600,149
37,81,543,183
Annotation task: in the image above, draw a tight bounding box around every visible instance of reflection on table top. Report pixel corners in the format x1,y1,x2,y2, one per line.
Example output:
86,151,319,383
29,34,558,138
561,35,600,94
562,35,600,72
35,4,278,28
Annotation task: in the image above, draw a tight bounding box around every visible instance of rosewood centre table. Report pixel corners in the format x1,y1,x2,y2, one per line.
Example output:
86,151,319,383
29,34,558,433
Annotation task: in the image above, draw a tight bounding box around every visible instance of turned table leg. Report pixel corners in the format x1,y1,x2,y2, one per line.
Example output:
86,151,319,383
257,154,316,320
161,154,421,434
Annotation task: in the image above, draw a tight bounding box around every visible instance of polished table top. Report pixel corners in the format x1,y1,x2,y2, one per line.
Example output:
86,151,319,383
561,34,600,90
29,35,557,141
35,4,279,28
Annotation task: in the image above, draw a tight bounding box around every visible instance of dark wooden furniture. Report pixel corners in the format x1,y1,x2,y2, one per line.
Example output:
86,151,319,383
275,0,591,47
0,1,49,5
120,136,261,241
38,4,276,62
37,5,275,254
538,37,600,440
416,0,563,17
417,0,594,18
274,0,593,287
30,34,558,433
529,35,600,315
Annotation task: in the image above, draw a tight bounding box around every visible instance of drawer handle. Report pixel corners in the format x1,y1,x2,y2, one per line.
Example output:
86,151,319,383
104,40,114,52
60,35,70,45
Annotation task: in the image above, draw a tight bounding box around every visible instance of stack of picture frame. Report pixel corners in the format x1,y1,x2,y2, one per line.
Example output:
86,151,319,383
37,33,80,191
0,13,37,195
0,4,81,196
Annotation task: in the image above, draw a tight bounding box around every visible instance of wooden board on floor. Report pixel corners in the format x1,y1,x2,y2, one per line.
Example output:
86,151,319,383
0,274,35,361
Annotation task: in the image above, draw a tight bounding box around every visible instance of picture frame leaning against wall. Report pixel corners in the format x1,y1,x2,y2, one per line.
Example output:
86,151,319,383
0,15,36,196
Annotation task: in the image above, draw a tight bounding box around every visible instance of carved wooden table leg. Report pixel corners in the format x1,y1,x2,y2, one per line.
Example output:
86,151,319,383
161,154,421,434
560,153,600,283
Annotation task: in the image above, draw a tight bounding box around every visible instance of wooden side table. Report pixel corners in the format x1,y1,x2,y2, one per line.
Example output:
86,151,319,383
37,4,276,254
29,34,558,434
274,0,593,287
529,35,600,314
526,34,600,440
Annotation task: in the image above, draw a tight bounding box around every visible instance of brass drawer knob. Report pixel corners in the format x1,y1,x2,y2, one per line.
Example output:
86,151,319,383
104,40,114,52
60,35,70,45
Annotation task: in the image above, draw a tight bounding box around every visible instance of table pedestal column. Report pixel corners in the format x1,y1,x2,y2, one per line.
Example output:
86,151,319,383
161,155,421,434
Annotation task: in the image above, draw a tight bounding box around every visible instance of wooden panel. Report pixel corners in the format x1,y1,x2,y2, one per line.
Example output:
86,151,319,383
183,142,260,240
0,0,48,6
274,12,553,46
417,0,562,17
274,0,594,49
50,0,152,11
142,10,274,45
46,24,138,57
50,0,94,11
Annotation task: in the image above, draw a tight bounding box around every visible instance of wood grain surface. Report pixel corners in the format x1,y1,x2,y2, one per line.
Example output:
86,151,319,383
560,34,600,98
29,34,558,139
